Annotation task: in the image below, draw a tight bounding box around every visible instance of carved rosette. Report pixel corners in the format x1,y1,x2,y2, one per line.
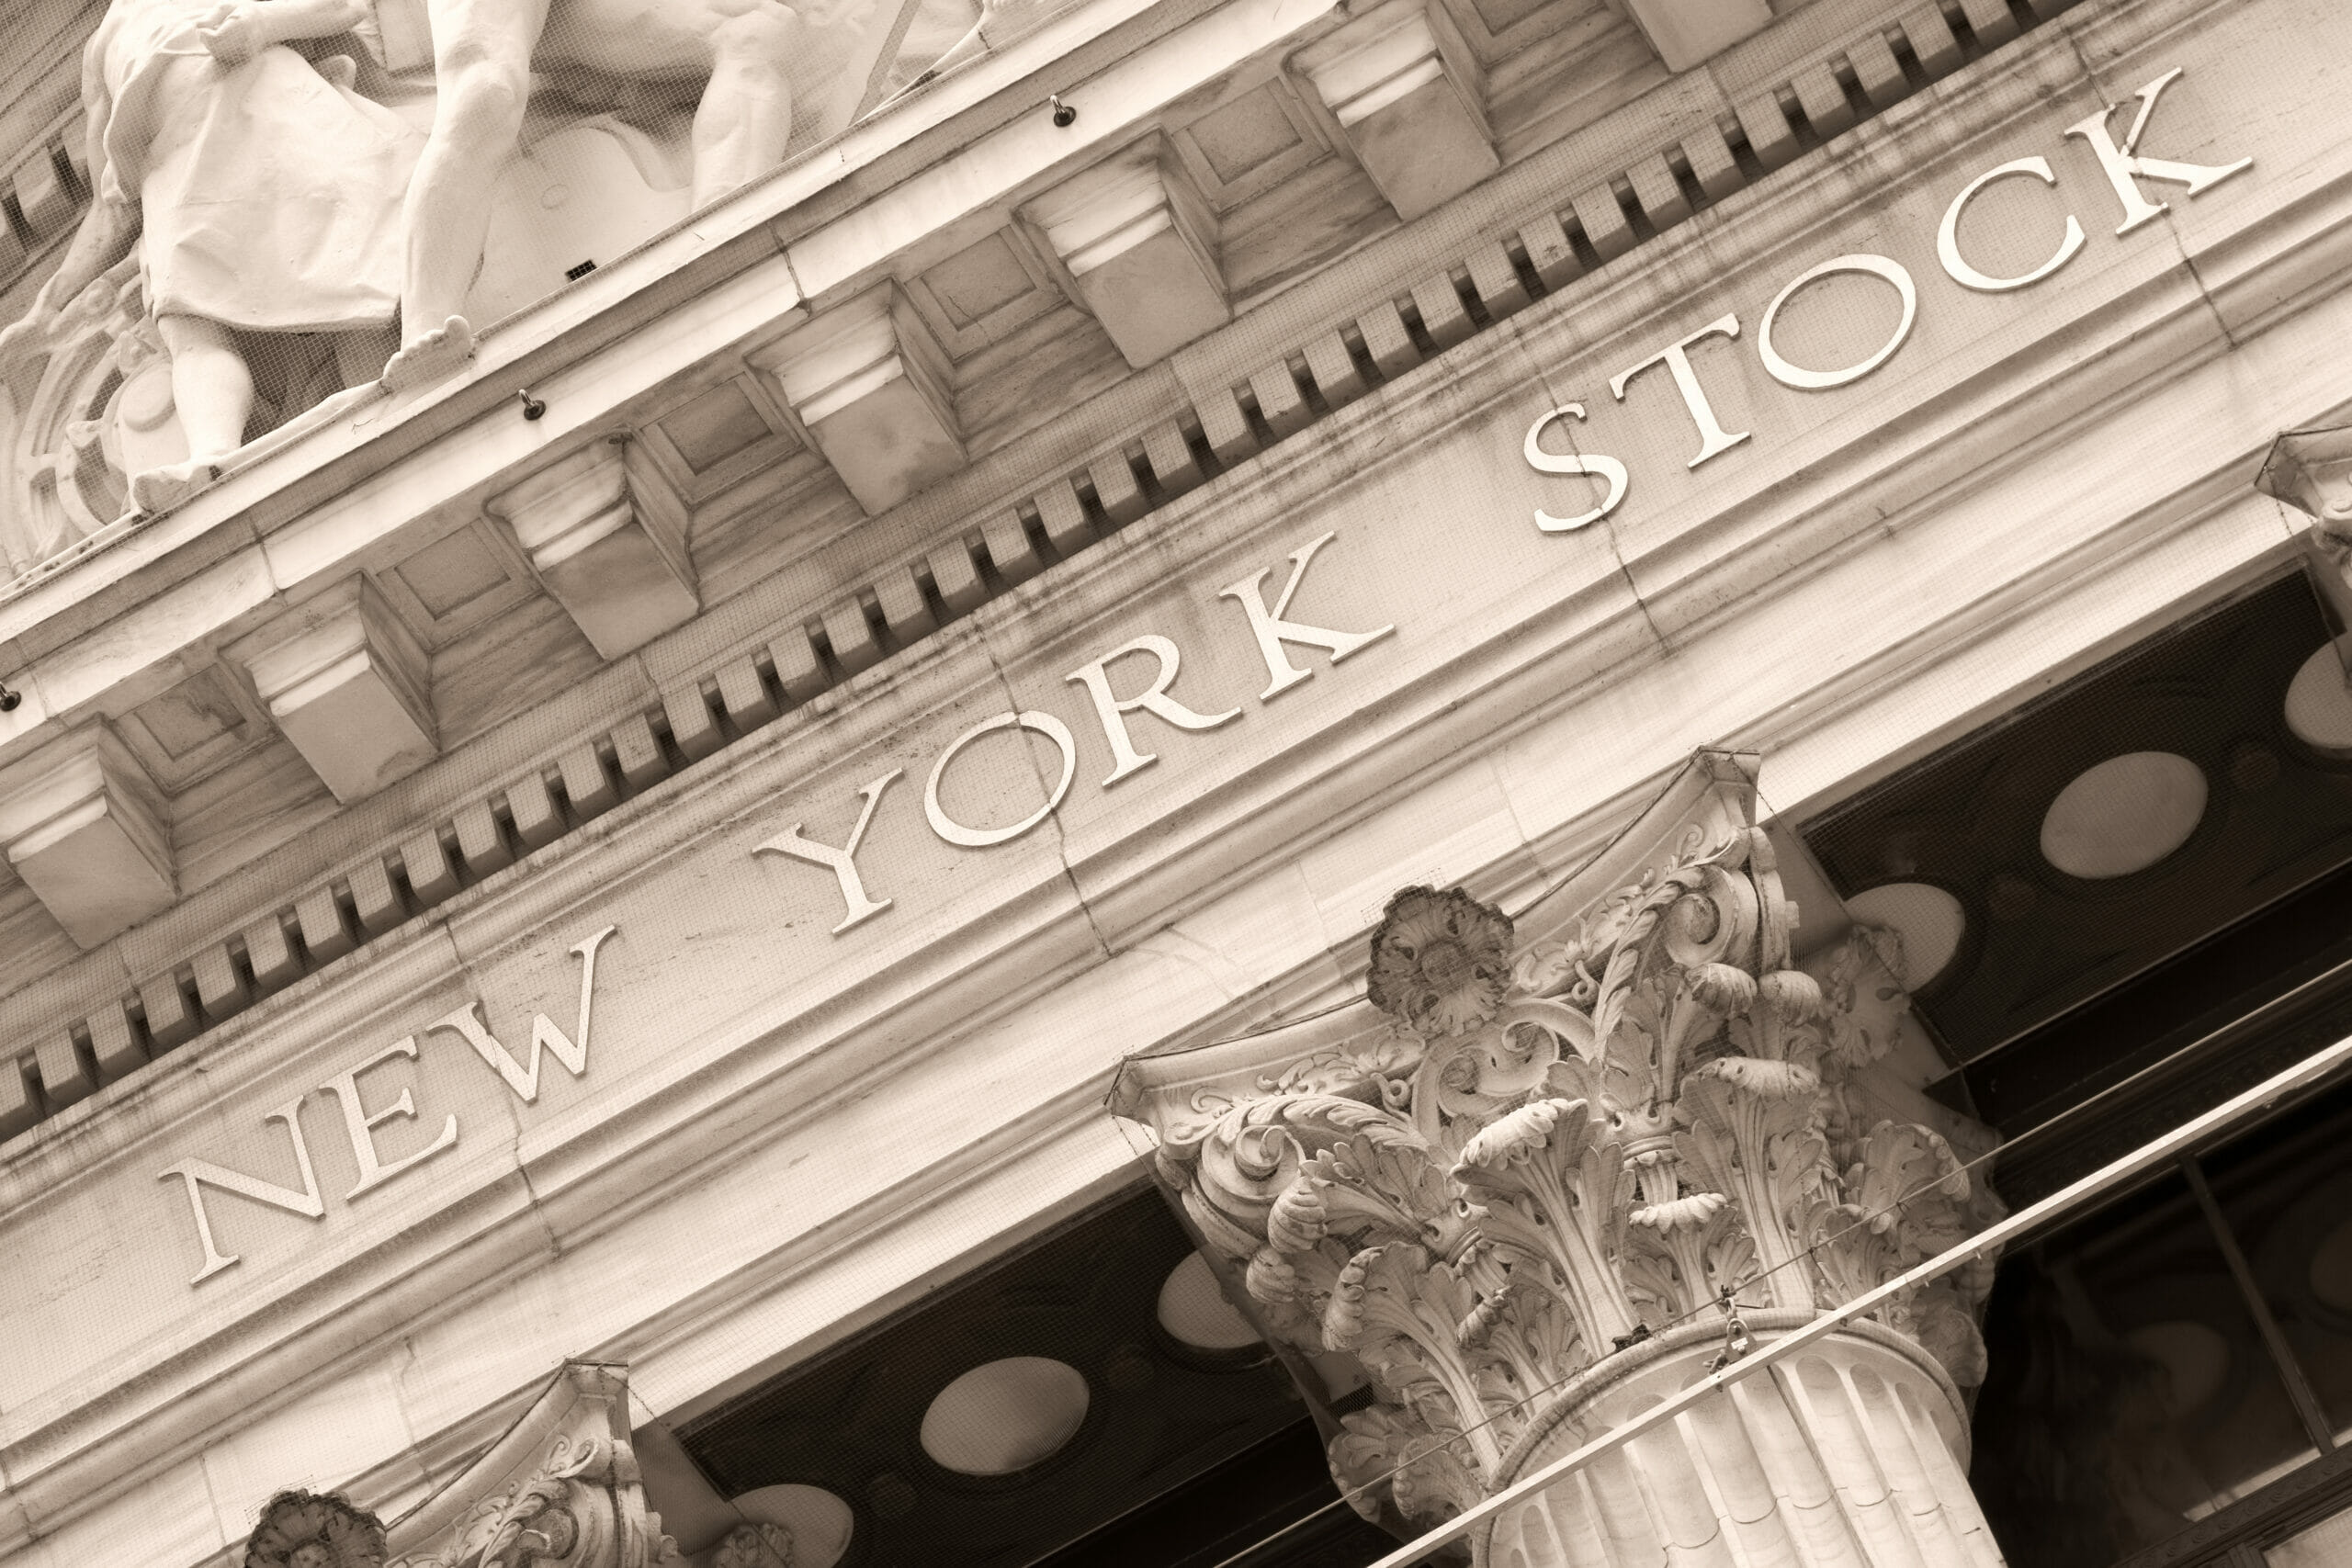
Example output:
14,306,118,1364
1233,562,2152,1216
245,1491,390,1568
1112,756,2007,1566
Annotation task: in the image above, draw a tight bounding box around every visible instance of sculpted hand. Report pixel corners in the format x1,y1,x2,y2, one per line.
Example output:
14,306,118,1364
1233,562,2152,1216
197,3,270,65
0,276,72,363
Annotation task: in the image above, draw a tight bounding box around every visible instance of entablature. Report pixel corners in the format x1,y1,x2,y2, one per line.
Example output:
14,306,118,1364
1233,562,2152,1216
0,0,2314,1152
0,0,2091,1135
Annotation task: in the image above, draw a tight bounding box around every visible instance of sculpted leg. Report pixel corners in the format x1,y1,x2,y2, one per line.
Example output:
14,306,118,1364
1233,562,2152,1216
690,2,801,209
382,0,551,391
137,314,253,512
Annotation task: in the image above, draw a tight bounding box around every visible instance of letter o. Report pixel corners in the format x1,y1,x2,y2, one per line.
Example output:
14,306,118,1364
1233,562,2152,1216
924,709,1080,848
1757,254,1918,391
1938,156,2085,292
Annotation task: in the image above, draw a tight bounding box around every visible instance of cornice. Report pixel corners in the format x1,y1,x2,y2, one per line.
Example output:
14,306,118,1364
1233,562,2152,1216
0,0,2119,1111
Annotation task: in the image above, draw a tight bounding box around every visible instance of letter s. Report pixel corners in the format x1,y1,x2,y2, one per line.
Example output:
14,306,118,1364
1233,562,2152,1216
1524,403,1629,533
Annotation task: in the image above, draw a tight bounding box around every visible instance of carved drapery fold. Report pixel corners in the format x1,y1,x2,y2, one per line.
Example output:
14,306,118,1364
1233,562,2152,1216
1111,754,2007,1565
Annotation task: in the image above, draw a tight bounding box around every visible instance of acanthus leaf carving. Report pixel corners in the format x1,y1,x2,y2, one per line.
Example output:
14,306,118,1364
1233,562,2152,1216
1114,758,2008,1548
247,1366,681,1568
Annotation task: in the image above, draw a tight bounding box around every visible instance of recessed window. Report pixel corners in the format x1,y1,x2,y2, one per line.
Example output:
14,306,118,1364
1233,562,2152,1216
1156,1253,1261,1351
2285,640,2352,757
919,1358,1090,1475
2040,751,2207,879
1843,882,1966,987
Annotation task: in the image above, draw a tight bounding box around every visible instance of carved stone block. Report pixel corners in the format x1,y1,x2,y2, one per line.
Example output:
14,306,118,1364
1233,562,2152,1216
0,723,175,949
1293,0,1499,221
1619,0,1773,71
753,285,965,515
1023,140,1230,368
370,1362,679,1568
2258,423,2352,619
489,438,698,660
226,577,436,805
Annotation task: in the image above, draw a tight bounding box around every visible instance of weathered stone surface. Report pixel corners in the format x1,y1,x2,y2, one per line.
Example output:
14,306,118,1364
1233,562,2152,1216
489,440,698,660
0,723,173,948
1294,0,1498,221
1024,139,1230,368
753,285,966,515
1620,0,1773,71
226,578,436,806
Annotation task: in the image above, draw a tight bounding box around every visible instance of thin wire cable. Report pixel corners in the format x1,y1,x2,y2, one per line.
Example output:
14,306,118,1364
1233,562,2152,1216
1180,939,2352,1568
666,768,2352,1564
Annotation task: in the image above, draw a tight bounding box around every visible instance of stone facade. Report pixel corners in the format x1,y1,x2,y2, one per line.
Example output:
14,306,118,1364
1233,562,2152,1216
0,0,2346,1563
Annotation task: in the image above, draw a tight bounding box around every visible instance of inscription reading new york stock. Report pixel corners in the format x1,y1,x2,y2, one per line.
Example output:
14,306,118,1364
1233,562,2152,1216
145,65,2237,1292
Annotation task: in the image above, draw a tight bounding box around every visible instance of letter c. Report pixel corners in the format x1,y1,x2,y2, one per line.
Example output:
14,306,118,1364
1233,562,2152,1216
924,710,1080,848
1523,404,1629,533
1938,156,2086,292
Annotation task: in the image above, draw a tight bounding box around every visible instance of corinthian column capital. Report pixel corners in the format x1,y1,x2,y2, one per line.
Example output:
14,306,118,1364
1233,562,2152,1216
243,1366,687,1568
1113,753,2004,1566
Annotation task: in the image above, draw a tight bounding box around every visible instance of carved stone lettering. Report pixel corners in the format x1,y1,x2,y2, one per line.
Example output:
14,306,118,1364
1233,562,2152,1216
753,771,904,934
161,926,620,1286
1608,312,1747,468
1064,634,1240,787
1518,65,2243,531
2064,66,2253,235
1216,531,1396,702
427,927,618,1104
157,1097,328,1285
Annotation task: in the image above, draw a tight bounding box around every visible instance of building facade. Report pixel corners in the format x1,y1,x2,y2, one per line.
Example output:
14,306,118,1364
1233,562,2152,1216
3,0,2352,1563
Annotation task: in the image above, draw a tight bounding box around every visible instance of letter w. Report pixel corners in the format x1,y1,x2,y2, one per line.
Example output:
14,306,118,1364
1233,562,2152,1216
431,926,617,1103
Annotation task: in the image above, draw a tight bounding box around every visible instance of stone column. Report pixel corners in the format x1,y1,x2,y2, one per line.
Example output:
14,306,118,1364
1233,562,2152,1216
1112,755,2007,1568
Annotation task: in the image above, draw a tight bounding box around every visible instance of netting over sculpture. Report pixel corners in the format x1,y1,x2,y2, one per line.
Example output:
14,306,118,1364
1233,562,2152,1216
0,0,1056,579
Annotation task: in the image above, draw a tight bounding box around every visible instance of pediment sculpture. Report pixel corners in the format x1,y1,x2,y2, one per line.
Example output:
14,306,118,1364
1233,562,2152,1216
1112,753,2012,1566
0,0,1020,581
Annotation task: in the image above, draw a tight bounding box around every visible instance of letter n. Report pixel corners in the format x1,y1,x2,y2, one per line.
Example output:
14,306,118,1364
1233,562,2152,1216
158,1097,326,1285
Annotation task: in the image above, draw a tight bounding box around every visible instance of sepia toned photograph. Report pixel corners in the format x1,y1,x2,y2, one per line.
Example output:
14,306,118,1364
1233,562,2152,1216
0,0,2346,1564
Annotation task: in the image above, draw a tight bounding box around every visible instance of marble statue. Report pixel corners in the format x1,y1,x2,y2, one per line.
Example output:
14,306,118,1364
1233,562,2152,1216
0,0,1011,563
380,0,807,392
10,0,419,512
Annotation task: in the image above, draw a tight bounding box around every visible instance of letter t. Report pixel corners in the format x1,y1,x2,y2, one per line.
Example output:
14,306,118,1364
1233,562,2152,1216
1611,313,1748,468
